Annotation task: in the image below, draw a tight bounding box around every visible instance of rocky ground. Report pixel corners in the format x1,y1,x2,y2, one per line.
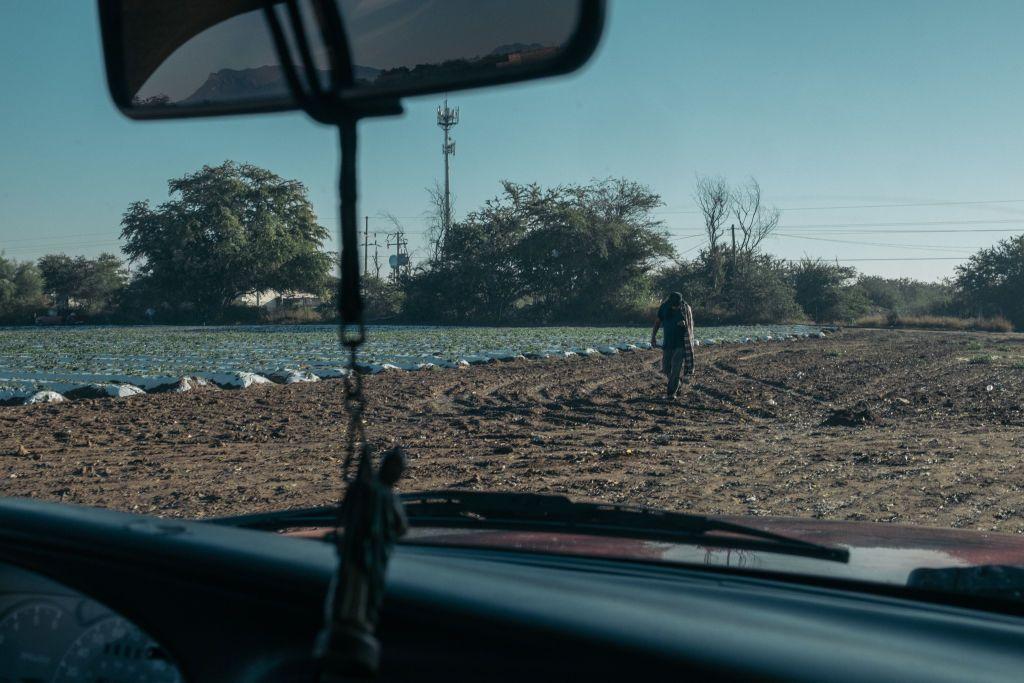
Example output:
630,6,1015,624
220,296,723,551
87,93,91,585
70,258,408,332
2,329,1024,532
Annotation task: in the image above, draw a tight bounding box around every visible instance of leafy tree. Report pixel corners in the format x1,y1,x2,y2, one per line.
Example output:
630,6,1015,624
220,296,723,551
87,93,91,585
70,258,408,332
405,179,673,323
516,179,674,321
362,275,405,321
856,276,953,316
656,249,803,324
120,161,331,319
38,252,127,314
654,257,719,317
728,254,804,323
37,254,77,309
790,258,869,322
405,191,530,323
0,254,46,322
955,235,1024,327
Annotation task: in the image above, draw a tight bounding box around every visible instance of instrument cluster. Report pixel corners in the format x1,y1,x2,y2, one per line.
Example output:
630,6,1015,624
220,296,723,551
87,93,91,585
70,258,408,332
0,564,183,682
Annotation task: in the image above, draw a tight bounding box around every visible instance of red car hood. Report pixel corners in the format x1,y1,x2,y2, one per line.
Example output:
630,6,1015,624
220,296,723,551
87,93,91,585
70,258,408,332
290,516,1024,587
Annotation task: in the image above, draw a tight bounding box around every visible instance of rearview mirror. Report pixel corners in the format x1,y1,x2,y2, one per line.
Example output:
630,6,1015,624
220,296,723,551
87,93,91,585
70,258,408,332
98,0,604,120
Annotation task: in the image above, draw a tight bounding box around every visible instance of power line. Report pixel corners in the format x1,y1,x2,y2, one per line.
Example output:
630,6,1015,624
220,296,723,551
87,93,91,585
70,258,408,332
654,198,1024,215
660,219,1024,233
0,231,116,244
761,228,1023,235
781,257,965,262
775,218,1024,230
772,233,976,253
1,240,123,255
679,241,707,256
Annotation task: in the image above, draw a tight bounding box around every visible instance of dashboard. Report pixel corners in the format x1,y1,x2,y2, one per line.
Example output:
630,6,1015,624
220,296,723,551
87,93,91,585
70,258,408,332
0,563,182,682
4,497,1024,682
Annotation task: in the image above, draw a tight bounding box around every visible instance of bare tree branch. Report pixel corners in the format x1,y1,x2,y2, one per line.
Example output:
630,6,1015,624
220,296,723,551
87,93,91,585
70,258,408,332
693,175,730,250
731,177,779,254
424,181,450,261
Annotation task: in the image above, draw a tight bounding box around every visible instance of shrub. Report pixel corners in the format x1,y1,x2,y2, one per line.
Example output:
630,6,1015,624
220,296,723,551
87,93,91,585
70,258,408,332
955,235,1024,327
261,307,328,324
853,314,1013,332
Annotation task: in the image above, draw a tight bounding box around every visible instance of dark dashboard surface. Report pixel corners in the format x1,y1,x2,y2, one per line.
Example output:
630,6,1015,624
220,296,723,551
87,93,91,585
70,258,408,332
0,565,182,681
3,497,1024,682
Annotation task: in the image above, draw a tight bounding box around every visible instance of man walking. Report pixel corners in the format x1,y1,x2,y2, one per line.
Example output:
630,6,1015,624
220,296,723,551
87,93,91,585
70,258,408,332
651,292,695,399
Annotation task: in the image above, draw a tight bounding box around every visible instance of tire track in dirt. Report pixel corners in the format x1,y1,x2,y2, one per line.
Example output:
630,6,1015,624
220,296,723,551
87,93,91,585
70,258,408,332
712,360,831,406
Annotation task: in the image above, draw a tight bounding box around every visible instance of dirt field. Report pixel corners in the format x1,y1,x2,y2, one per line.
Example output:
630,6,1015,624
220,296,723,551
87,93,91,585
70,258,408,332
2,329,1024,532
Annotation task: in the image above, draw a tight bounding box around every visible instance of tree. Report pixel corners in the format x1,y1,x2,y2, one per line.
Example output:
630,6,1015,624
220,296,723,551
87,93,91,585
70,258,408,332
694,175,731,250
361,275,405,321
406,185,530,323
37,254,77,310
686,175,783,317
404,179,674,324
38,252,127,314
790,258,869,322
955,235,1024,327
0,254,45,322
731,178,780,254
423,180,450,261
730,254,804,323
856,276,953,316
120,162,332,319
516,179,673,321
654,256,721,318
79,253,128,313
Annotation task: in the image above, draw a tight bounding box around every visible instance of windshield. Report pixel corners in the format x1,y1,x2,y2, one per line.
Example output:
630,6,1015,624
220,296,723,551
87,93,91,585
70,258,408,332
3,1,1024,597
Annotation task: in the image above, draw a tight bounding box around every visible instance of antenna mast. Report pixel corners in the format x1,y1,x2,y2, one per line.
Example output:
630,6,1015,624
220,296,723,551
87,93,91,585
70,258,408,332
436,96,459,240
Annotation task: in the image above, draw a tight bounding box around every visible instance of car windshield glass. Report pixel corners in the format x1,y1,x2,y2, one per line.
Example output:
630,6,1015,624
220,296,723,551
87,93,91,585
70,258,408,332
3,1,1024,600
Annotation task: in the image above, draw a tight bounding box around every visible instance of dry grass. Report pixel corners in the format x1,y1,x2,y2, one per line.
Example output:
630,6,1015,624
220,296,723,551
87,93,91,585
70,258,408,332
854,313,1013,333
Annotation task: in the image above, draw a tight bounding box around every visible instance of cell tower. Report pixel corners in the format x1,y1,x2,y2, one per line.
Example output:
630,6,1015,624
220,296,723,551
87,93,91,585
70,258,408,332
436,97,459,237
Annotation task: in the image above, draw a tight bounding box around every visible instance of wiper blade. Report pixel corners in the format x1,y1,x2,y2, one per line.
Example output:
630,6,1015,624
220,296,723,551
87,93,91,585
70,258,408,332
213,490,848,563
400,490,849,563
211,505,341,531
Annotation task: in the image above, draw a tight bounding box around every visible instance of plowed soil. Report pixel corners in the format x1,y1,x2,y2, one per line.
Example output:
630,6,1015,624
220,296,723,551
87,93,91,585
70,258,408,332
3,329,1024,532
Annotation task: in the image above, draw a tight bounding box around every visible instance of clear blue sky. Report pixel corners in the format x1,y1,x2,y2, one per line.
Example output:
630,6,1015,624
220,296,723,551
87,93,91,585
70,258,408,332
3,0,1024,281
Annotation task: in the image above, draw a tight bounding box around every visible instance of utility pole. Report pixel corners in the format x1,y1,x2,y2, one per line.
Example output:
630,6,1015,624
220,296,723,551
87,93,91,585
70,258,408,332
372,234,381,279
730,223,737,259
436,97,459,240
385,229,409,285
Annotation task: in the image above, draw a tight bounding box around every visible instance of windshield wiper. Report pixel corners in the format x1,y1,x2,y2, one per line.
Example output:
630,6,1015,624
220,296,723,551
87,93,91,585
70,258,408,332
212,489,849,563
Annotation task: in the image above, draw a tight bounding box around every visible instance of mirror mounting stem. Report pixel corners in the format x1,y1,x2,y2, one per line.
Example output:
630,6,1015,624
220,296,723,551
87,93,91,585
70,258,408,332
264,3,405,679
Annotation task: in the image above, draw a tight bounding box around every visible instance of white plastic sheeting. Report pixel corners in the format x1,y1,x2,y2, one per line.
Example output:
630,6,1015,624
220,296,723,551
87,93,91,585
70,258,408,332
312,367,352,379
25,390,65,404
64,383,146,399
269,369,321,384
205,372,273,389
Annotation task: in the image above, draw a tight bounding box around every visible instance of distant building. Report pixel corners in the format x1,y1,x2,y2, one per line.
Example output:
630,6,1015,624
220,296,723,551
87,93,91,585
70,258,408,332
233,289,322,312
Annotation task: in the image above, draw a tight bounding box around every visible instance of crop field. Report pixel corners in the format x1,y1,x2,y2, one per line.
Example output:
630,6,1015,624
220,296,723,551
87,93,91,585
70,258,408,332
0,323,822,394
3,329,1024,531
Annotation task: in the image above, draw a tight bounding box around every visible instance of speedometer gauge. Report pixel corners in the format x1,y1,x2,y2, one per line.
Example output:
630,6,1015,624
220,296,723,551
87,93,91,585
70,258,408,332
52,616,182,683
0,602,76,680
